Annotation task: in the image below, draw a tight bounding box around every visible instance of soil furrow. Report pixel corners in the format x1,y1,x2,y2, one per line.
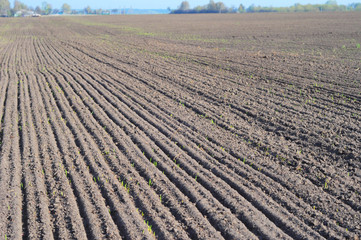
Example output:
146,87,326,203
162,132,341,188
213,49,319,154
0,39,25,240
36,38,174,239
1,14,360,239
50,34,352,239
29,72,90,239
41,37,256,238
70,64,325,239
41,36,219,240
33,42,128,239
57,62,287,239
100,54,360,216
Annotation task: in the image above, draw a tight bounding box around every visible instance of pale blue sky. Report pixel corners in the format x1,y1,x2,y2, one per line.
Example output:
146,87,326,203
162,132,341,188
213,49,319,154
18,0,358,10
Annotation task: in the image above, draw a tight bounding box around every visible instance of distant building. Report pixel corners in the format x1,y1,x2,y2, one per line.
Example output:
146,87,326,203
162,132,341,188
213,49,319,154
14,10,34,17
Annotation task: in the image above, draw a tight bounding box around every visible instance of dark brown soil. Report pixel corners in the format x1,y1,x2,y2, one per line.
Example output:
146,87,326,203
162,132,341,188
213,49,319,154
0,12,360,239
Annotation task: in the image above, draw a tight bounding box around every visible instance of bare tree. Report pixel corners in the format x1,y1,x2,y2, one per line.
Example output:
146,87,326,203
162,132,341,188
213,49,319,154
35,5,41,14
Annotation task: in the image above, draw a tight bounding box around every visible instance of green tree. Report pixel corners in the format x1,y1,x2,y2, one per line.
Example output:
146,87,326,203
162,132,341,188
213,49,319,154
322,2,338,11
215,2,227,12
179,1,190,11
228,6,237,13
13,0,27,11
84,5,91,14
42,1,52,15
355,3,361,10
194,5,203,12
238,4,245,12
294,3,304,12
0,0,10,16
61,3,70,14
95,8,102,14
247,4,255,12
349,3,361,9
207,0,217,11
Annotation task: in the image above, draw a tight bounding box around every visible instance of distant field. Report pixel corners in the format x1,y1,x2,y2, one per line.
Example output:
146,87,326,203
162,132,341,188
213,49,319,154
0,12,360,239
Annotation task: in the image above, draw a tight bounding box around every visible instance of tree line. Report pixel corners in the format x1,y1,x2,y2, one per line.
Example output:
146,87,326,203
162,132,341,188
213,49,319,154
0,0,113,17
171,0,239,13
171,0,361,14
1,0,361,17
0,0,72,16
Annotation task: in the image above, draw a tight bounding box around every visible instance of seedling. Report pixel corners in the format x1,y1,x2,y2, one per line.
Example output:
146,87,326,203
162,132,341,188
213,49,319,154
324,178,329,189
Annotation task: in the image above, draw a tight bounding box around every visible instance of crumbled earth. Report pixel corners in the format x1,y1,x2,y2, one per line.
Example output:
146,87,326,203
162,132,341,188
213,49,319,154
0,12,360,239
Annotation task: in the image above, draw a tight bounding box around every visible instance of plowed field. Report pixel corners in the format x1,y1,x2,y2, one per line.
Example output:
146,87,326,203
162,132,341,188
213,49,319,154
0,12,360,239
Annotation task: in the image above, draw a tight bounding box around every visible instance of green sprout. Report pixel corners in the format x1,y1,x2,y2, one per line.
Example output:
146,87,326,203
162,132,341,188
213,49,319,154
324,179,330,189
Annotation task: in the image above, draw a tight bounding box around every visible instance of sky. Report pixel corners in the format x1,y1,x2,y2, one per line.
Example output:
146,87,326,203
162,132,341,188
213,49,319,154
17,0,358,10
